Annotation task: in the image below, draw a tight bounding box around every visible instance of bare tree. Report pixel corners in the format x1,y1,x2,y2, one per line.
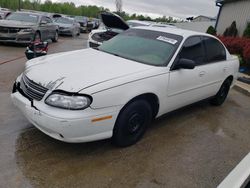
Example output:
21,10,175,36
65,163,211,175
115,0,122,13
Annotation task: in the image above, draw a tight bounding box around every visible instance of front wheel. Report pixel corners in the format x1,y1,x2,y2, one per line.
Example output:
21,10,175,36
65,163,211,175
210,79,231,106
112,100,152,147
52,31,58,42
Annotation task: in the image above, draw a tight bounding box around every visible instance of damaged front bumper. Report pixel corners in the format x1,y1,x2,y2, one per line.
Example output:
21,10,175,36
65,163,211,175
11,81,120,143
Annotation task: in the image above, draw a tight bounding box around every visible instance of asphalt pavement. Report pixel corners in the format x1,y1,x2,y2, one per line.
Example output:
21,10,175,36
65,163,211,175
0,34,249,188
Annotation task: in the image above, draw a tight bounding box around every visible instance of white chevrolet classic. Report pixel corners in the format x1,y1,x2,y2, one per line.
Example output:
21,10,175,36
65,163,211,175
11,26,239,147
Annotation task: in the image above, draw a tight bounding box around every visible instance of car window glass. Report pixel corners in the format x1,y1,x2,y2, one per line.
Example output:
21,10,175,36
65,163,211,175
178,36,205,66
45,17,52,23
203,36,226,63
41,17,47,23
6,13,38,23
99,29,183,66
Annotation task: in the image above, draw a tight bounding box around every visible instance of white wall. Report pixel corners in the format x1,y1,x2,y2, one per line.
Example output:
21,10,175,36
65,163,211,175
174,21,216,33
216,0,250,36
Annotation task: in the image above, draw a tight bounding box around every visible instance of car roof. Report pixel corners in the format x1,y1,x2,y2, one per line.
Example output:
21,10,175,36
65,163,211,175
134,26,213,38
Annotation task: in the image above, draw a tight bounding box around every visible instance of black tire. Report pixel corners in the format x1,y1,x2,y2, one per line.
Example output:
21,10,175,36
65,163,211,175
210,79,231,106
33,31,41,42
77,29,80,36
52,31,58,42
112,100,152,147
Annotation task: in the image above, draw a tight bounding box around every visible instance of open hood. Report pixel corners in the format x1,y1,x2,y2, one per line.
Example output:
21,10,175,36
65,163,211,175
100,11,129,31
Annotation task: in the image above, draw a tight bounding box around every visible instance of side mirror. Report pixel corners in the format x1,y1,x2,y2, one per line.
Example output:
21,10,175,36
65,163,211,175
175,58,196,70
40,20,47,25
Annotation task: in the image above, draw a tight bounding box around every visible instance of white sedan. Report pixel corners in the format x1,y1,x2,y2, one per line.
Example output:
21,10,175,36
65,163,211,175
11,26,239,147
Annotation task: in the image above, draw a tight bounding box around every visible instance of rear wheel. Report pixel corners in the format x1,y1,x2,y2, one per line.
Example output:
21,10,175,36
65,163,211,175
210,79,231,106
112,100,152,147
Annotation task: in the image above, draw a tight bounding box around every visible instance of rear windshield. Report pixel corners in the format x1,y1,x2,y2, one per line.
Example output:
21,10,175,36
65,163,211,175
6,12,39,23
99,29,182,66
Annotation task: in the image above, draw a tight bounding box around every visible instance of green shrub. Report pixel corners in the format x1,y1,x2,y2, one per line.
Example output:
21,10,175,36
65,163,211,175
206,26,217,35
223,21,238,37
243,23,250,38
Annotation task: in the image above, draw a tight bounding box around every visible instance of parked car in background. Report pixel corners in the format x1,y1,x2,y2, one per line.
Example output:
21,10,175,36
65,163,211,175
0,8,11,19
54,17,80,36
74,16,88,33
92,18,100,29
12,26,239,147
0,11,59,44
88,12,154,48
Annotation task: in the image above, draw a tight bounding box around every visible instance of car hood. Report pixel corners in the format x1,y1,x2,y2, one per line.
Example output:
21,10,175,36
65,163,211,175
0,20,36,28
24,48,152,92
100,11,129,31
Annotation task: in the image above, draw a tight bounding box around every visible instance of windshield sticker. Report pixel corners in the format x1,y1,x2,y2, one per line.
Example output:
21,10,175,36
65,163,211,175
156,36,178,45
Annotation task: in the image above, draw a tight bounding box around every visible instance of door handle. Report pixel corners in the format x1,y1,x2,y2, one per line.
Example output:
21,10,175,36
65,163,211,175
199,71,206,77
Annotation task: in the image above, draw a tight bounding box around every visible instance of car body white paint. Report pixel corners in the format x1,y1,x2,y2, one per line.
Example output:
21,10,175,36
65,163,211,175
11,26,239,143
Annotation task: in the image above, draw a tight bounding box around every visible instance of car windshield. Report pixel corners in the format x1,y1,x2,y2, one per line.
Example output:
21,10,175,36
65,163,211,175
99,29,182,66
54,17,73,24
6,12,38,23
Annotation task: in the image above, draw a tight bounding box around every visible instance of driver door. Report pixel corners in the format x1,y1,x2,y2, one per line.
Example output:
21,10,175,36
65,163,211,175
166,36,208,111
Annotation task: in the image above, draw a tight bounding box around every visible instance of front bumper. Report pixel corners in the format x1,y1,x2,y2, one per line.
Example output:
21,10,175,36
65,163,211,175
11,85,120,143
0,32,34,44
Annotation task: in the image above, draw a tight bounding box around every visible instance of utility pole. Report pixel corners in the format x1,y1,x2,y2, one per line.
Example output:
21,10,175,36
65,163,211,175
115,0,122,13
18,0,21,11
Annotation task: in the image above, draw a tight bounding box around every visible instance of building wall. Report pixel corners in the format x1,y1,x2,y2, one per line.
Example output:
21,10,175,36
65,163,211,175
174,21,215,33
216,0,250,36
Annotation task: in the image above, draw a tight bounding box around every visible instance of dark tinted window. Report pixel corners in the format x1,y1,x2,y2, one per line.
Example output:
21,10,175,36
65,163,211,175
178,36,205,65
203,36,226,63
45,17,52,23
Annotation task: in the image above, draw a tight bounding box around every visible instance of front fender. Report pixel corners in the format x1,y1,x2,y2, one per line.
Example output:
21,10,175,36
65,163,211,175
90,73,169,109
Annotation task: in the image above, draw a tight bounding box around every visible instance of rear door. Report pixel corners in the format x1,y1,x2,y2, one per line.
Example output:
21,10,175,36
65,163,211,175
201,36,228,94
39,16,49,41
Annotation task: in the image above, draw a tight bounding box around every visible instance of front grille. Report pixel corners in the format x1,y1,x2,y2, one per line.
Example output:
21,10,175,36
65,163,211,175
0,37,15,40
0,26,20,34
20,74,48,101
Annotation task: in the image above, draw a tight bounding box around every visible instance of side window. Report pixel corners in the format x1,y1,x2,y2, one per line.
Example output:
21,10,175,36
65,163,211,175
45,17,52,23
178,36,205,66
41,17,47,23
203,36,226,63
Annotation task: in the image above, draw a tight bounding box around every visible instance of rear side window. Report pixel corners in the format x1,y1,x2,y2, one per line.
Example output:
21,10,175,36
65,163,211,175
178,36,205,65
203,36,226,63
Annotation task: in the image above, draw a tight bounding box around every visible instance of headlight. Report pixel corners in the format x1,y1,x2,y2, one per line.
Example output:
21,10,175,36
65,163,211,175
45,92,92,110
19,28,33,33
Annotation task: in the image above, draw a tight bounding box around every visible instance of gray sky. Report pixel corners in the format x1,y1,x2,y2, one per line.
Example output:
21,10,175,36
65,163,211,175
51,0,219,19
